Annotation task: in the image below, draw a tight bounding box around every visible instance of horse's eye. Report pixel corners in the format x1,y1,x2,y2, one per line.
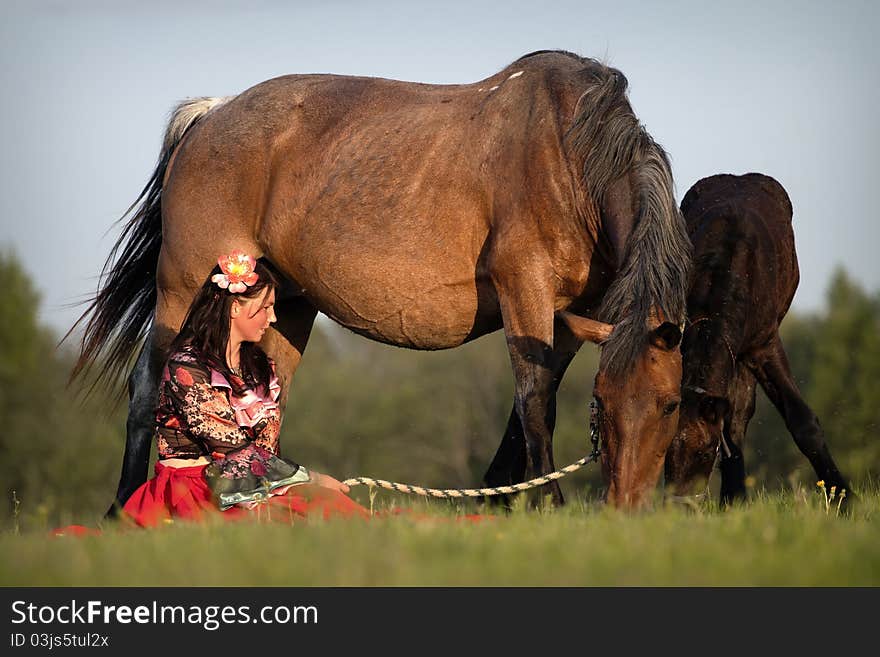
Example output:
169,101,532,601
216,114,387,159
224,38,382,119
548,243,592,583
663,400,680,416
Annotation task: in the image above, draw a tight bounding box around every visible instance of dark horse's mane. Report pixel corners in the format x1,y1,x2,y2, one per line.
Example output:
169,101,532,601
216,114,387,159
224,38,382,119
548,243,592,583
553,51,691,375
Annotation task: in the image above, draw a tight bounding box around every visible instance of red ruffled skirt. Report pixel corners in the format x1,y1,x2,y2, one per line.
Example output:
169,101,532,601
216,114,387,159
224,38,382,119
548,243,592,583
52,464,492,536
122,461,369,527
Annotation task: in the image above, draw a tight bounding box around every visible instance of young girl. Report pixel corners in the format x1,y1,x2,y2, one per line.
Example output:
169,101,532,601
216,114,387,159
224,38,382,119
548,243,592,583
122,250,369,526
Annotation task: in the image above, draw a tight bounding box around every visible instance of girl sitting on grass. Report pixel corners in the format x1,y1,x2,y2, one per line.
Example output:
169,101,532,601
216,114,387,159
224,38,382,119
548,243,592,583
121,250,369,527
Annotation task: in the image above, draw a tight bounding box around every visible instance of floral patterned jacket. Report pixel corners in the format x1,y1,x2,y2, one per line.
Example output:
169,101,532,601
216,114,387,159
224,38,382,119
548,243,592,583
155,346,282,460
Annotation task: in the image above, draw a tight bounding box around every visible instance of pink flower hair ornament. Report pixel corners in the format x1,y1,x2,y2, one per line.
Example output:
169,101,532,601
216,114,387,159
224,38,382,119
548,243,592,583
211,250,259,293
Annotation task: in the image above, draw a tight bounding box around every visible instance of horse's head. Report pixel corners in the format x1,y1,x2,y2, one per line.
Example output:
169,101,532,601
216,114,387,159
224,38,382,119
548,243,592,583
664,387,729,497
560,311,683,509
664,320,735,498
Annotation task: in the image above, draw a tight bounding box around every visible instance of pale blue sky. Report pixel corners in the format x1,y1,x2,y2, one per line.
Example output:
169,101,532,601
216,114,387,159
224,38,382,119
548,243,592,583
1,0,878,333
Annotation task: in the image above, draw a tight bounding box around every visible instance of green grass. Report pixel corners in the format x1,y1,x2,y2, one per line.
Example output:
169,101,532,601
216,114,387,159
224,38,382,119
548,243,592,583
1,485,877,587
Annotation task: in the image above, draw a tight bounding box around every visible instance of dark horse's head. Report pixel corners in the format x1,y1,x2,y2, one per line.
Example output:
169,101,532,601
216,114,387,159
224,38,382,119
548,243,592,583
561,311,683,509
664,318,736,497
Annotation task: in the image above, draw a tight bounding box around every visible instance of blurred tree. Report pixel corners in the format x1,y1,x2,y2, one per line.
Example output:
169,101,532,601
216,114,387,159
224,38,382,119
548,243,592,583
0,250,50,523
0,250,122,529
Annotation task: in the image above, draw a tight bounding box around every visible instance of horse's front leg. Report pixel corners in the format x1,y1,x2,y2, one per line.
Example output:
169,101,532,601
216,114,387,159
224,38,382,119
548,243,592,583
718,364,757,505
492,260,565,506
484,407,527,497
484,318,582,506
750,335,852,501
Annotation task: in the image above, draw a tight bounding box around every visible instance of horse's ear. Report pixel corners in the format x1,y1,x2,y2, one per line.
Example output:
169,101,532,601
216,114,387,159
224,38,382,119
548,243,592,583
558,311,614,345
650,322,682,350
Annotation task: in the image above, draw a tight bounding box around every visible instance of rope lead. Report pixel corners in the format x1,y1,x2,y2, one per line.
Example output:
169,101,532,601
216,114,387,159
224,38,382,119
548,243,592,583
343,400,603,498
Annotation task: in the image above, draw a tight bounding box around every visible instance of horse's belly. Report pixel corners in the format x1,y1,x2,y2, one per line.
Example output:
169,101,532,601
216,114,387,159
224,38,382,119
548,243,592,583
303,261,491,349
275,211,496,348
266,160,498,348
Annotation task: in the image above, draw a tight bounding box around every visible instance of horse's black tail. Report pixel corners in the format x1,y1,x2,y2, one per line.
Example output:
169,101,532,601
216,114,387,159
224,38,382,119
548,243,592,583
566,61,692,374
67,96,232,397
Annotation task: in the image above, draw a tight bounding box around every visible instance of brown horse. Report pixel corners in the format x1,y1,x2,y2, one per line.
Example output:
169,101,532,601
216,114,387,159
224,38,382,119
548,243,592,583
664,173,850,504
72,50,690,512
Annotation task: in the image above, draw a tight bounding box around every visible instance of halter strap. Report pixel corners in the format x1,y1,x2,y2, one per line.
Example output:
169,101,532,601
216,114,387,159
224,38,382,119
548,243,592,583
684,315,738,374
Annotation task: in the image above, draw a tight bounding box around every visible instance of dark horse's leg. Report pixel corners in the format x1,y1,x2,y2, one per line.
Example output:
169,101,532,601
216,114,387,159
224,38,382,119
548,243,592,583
719,364,757,505
750,335,852,499
483,317,581,505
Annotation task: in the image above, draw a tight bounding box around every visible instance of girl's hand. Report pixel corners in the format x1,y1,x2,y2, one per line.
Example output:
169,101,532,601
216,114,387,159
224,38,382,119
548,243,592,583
309,470,350,494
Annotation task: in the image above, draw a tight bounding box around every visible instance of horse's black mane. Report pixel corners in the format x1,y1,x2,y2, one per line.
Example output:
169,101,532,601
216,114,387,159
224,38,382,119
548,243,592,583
515,49,588,63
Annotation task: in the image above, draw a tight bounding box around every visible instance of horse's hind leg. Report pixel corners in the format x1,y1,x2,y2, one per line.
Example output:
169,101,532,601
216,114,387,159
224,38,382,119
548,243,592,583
751,335,852,499
107,261,194,515
719,364,757,505
106,328,159,515
257,295,318,413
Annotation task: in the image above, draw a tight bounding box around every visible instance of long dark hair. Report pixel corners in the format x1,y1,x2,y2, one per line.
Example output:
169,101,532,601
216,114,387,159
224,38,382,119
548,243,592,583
169,259,279,389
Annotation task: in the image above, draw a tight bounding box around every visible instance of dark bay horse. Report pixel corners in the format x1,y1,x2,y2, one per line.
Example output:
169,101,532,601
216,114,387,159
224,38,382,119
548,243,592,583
664,173,850,503
72,50,690,511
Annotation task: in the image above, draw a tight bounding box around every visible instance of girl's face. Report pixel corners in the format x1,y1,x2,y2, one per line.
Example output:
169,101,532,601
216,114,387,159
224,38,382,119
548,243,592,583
230,288,276,344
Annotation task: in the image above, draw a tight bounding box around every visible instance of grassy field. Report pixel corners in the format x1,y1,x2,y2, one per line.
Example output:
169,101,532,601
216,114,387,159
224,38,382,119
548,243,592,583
1,483,877,587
